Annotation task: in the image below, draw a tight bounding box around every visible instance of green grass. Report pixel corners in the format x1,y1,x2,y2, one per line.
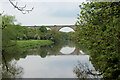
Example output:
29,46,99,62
17,40,54,49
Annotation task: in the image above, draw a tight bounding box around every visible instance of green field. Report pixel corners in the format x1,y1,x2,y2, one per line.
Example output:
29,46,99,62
17,40,54,49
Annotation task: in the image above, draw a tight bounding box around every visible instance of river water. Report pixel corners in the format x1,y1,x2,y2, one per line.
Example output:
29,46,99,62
2,41,102,78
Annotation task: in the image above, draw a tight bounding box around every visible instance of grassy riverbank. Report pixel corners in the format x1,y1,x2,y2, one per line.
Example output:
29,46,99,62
17,40,54,49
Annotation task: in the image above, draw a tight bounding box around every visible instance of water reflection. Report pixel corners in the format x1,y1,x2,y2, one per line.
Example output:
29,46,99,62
2,41,100,78
17,55,90,78
60,46,75,54
73,61,103,78
2,45,24,78
79,50,85,55
2,60,23,78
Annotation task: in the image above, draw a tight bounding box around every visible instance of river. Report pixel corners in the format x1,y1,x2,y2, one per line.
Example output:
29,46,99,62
2,41,102,78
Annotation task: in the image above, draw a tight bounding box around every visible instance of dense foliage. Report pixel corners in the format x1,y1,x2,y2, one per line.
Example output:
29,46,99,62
1,14,75,78
2,15,22,57
2,15,72,43
1,15,65,78
74,2,120,79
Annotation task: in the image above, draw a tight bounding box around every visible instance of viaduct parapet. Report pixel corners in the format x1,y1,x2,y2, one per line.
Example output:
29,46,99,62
25,25,77,31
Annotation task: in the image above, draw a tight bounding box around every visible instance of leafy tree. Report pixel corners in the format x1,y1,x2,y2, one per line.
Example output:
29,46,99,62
2,15,16,29
27,28,36,40
2,15,18,48
15,26,28,40
38,26,47,33
2,15,16,24
36,26,47,40
2,15,25,78
46,30,62,43
75,2,120,79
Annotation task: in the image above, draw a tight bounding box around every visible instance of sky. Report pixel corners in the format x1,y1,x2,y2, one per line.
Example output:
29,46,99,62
0,0,86,32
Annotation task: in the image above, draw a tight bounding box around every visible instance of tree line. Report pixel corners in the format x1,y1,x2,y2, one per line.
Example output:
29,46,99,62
73,1,120,79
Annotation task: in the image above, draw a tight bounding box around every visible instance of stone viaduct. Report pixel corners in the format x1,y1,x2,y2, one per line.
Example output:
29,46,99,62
47,48,87,56
25,25,77,31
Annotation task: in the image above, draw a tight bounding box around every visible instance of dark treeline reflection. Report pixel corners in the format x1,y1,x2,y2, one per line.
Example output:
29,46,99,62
2,39,104,79
2,40,77,78
2,45,24,78
25,40,77,58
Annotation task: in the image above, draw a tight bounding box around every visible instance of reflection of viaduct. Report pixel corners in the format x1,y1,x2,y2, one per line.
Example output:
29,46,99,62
26,25,77,31
48,48,86,55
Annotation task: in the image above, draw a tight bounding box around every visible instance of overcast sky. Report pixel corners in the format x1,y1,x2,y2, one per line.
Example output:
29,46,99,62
0,0,86,32
0,0,87,26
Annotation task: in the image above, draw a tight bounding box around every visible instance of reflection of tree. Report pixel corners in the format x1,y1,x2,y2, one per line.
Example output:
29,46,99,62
2,46,24,78
2,61,23,78
38,46,48,58
73,61,103,79
26,40,78,56
26,46,48,58
2,52,23,78
47,43,63,55
28,43,62,57
48,40,77,55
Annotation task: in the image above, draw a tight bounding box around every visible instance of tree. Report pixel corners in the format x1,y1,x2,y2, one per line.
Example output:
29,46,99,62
38,26,47,33
36,26,47,40
2,15,16,29
46,30,62,43
75,2,120,79
2,15,24,76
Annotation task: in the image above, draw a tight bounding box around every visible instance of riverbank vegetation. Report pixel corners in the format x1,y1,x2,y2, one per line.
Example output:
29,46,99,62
1,1,120,79
74,2,120,79
3,1,120,79
2,14,75,78
17,40,54,49
2,15,74,51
